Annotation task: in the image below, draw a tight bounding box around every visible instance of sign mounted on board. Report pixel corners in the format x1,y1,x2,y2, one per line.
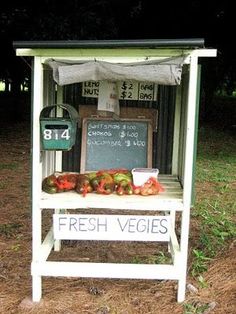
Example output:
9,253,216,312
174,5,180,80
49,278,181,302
82,81,158,101
53,214,170,242
97,81,120,116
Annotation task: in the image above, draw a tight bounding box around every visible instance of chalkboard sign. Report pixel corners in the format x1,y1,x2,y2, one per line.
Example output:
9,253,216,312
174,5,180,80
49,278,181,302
80,118,152,172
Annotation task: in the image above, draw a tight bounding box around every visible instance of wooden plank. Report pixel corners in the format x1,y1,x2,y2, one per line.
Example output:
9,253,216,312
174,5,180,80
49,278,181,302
169,227,180,263
40,192,183,211
38,227,54,261
177,54,199,304
78,105,158,131
53,214,170,241
40,175,183,211
32,57,44,262
32,261,180,280
17,48,191,58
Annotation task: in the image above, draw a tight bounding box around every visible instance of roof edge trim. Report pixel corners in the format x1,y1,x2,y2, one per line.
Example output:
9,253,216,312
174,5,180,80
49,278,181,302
13,38,205,49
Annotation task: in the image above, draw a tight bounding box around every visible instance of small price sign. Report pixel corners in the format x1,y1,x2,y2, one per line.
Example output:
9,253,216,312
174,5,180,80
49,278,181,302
43,128,70,141
119,81,137,100
82,81,157,101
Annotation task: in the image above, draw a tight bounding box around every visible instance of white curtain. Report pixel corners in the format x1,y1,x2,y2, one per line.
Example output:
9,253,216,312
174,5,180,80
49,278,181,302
47,56,185,86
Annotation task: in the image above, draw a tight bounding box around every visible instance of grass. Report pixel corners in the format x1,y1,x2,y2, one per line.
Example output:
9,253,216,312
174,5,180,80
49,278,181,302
183,302,209,314
0,162,18,170
196,127,235,183
190,126,236,279
131,251,172,265
184,125,236,312
0,223,22,238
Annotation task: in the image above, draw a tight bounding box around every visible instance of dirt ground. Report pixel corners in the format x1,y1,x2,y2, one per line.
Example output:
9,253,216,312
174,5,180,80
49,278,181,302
0,121,235,314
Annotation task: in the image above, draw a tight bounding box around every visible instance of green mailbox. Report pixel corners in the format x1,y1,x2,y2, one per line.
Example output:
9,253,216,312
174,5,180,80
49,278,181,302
40,104,79,151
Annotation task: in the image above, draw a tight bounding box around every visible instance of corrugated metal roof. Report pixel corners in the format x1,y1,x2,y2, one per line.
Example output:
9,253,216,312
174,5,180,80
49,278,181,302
13,38,204,49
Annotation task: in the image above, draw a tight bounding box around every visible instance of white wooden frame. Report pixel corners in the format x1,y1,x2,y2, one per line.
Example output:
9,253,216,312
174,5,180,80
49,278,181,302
17,46,216,303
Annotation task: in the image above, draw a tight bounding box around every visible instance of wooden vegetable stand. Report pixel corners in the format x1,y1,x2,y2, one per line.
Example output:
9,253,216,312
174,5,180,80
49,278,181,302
14,39,216,303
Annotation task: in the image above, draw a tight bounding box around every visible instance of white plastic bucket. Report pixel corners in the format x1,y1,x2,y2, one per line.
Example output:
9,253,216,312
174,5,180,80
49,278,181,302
132,168,159,186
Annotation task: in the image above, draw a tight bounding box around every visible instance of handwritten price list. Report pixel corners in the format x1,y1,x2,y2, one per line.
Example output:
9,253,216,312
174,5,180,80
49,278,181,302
87,121,146,148
85,120,149,171
82,81,157,101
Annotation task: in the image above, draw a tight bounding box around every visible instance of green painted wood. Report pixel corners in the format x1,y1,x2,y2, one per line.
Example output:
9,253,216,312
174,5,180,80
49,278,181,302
191,65,201,205
16,48,192,58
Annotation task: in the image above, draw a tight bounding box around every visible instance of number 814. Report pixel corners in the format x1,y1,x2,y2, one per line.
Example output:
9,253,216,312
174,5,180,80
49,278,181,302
43,129,70,140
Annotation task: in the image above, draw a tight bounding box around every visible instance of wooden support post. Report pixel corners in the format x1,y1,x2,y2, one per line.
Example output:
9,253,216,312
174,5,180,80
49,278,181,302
31,56,44,302
177,54,199,302
32,274,42,302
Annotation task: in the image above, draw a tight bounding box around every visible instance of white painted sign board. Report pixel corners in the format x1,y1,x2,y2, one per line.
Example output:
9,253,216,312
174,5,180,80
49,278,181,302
82,81,158,101
53,214,170,241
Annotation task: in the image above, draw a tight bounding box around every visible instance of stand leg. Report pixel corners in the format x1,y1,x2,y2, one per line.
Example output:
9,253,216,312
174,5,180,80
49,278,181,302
177,275,186,303
54,239,61,251
32,275,42,302
177,208,190,303
168,210,176,252
54,209,64,251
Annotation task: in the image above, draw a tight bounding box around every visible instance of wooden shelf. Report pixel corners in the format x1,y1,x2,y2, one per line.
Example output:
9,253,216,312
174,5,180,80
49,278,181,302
40,175,183,211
